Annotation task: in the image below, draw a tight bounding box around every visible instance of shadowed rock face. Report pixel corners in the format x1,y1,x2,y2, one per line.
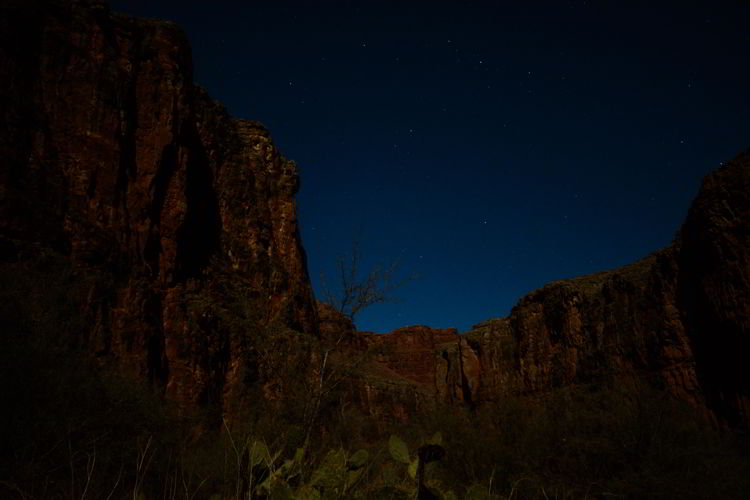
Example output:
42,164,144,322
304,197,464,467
678,152,750,426
1,1,748,428
0,0,317,413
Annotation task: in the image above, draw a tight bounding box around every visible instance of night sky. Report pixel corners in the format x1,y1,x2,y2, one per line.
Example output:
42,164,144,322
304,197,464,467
110,1,749,333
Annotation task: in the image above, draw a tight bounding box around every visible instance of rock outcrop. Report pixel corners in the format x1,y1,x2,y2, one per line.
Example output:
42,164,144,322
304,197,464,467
0,0,317,413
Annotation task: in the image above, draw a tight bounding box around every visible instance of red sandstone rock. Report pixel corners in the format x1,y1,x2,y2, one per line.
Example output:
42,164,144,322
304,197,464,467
363,325,459,388
0,0,317,414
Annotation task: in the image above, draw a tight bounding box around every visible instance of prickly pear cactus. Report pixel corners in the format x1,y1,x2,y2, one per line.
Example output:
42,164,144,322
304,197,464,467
389,435,411,464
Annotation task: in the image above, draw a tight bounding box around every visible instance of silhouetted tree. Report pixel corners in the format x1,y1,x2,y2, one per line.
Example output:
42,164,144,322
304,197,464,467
321,240,413,323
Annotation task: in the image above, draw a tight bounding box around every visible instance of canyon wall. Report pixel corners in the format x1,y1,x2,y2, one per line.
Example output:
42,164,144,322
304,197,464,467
1,0,748,428
350,152,749,427
0,0,317,413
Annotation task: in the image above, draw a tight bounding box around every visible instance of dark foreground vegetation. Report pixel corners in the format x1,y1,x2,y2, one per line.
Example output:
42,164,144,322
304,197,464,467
2,255,749,499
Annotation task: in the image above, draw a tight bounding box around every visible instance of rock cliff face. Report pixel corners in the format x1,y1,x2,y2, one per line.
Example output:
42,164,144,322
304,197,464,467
2,0,748,428
0,0,317,413
348,151,750,427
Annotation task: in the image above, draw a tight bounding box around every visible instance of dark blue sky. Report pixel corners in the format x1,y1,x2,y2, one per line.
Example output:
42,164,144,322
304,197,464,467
111,1,749,333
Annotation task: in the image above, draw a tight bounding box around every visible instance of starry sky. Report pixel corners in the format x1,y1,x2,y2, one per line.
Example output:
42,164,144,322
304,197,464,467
111,0,749,333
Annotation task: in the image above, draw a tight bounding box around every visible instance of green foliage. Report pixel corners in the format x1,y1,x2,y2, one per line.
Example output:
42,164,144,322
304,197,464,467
309,449,347,489
382,434,448,498
464,484,491,500
398,382,750,499
349,449,369,469
427,432,442,446
249,440,273,468
205,434,372,500
388,435,410,464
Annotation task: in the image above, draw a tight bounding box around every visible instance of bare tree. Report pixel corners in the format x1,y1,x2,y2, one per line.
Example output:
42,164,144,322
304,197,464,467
320,240,413,322
300,241,414,446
